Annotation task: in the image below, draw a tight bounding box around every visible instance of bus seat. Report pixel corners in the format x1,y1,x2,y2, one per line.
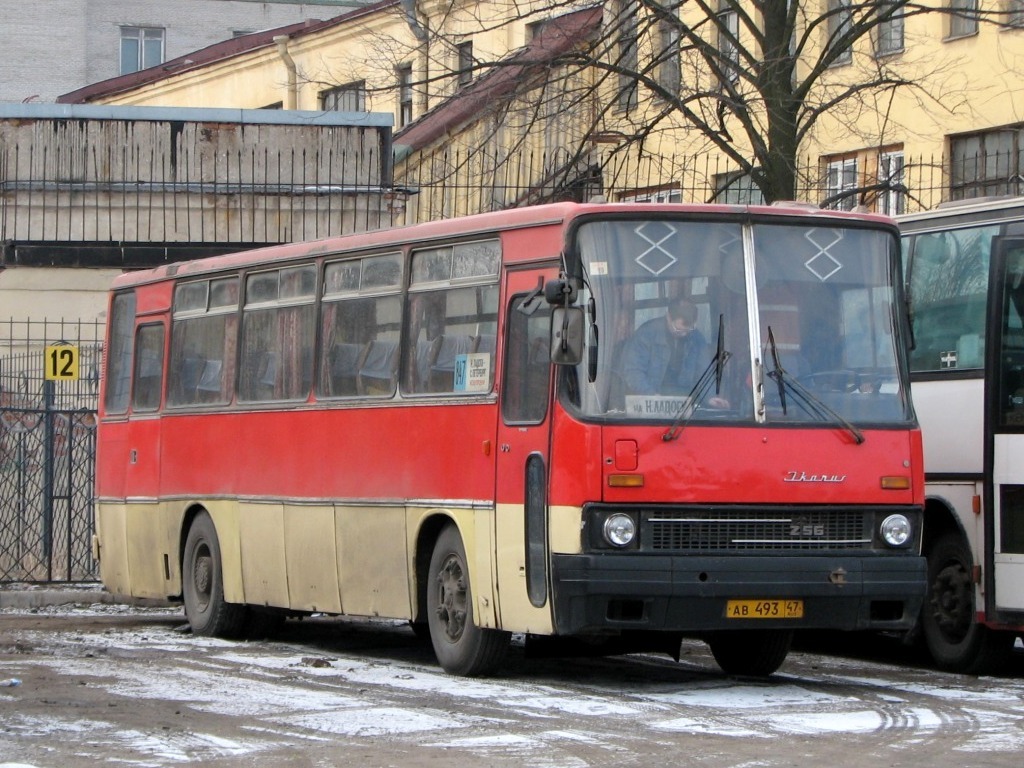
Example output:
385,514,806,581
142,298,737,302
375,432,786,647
474,334,496,356
329,342,363,396
357,339,399,395
257,352,278,389
179,356,204,401
430,334,473,391
196,360,223,401
415,337,442,391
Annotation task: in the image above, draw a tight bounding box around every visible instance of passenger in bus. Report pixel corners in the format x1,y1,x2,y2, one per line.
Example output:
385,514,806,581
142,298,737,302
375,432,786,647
622,298,727,407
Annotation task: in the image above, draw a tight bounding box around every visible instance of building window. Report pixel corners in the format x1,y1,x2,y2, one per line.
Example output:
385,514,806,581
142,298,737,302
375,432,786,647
321,81,367,112
1010,0,1024,27
948,0,979,38
617,1,639,111
877,151,906,215
717,5,740,86
825,156,859,210
120,26,164,75
713,171,765,204
826,0,853,66
874,3,904,56
621,186,683,203
397,64,413,127
457,41,474,87
950,126,1024,200
656,12,681,95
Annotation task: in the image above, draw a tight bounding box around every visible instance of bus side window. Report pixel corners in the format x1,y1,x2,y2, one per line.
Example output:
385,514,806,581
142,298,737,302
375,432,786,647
502,296,551,424
104,291,137,415
132,323,165,413
908,226,996,372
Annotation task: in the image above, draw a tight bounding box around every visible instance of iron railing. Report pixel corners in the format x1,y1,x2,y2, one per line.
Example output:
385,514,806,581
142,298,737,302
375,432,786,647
1,319,103,582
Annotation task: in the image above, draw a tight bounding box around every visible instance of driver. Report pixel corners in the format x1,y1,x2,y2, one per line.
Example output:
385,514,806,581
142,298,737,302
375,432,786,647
622,298,727,407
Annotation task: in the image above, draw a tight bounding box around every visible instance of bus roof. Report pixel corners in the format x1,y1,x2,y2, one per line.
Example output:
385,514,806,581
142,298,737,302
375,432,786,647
110,200,897,290
897,195,1024,230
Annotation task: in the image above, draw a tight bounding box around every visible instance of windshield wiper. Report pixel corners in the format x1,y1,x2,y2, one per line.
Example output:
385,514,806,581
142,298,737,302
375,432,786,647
764,326,865,445
663,315,731,441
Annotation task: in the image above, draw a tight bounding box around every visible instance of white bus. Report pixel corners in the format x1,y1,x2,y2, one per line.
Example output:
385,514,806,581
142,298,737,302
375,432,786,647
900,197,1024,672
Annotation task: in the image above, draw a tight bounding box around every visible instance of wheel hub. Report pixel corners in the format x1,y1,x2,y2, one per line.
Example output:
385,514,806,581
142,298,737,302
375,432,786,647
435,555,468,642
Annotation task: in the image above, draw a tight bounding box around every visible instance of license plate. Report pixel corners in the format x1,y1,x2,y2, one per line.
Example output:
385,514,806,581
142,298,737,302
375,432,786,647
725,599,804,619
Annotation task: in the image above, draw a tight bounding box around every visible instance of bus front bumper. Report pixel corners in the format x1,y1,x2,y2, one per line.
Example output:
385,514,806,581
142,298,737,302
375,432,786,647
549,553,926,635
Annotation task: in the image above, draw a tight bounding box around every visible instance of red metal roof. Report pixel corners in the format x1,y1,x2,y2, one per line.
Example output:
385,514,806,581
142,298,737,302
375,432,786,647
394,5,603,155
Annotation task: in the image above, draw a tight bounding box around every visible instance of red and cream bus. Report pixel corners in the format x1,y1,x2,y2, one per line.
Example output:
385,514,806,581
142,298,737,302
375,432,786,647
95,201,926,677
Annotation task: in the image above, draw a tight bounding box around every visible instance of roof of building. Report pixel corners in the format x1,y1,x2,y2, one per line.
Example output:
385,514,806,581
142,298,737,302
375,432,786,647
393,5,603,157
57,1,395,104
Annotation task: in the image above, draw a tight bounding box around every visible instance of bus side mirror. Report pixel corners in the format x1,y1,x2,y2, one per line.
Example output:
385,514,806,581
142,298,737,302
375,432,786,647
544,279,577,305
551,306,585,365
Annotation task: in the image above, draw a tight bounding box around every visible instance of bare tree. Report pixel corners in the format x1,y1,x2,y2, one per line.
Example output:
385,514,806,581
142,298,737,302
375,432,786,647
310,1,1009,207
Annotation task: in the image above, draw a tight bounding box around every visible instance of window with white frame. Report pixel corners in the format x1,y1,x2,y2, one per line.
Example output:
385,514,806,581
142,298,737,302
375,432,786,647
874,3,904,56
321,81,367,112
826,0,853,65
717,5,740,86
713,171,766,204
825,156,859,210
120,26,164,75
877,151,906,215
948,0,979,38
621,186,683,203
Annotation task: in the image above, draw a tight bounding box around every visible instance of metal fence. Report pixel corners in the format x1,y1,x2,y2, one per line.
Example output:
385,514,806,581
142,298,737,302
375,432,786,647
2,130,1011,246
1,319,103,582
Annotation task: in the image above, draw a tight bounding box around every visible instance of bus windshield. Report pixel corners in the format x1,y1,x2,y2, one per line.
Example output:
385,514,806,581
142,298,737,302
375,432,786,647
570,217,911,427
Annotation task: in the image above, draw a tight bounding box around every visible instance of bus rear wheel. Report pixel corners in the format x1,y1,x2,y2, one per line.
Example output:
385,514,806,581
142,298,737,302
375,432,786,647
922,532,1014,674
182,512,247,638
707,629,792,676
427,524,509,676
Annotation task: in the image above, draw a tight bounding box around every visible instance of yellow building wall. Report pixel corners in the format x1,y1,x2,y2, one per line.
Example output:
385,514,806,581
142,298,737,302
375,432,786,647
84,2,1024,212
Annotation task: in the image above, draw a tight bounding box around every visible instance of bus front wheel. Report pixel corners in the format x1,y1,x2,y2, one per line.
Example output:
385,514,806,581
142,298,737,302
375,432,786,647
921,532,1014,674
427,524,509,676
707,629,792,676
182,512,247,638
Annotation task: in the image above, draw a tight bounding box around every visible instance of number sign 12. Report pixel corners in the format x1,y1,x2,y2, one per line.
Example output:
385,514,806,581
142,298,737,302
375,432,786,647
45,345,80,381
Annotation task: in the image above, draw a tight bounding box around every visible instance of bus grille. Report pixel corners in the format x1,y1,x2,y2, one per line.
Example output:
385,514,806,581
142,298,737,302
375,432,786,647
646,508,872,552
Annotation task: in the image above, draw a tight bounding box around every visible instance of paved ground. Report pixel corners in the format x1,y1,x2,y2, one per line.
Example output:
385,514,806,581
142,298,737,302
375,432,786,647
1,588,1023,768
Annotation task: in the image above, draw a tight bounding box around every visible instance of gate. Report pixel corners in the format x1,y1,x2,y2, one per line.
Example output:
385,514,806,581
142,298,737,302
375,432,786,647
1,319,103,583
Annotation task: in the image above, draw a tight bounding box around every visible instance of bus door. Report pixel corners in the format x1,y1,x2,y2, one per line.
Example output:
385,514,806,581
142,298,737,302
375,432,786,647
985,237,1024,615
495,267,557,632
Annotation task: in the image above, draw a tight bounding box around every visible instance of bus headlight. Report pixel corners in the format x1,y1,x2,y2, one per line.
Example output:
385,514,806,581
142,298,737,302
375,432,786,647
603,513,637,548
880,514,912,547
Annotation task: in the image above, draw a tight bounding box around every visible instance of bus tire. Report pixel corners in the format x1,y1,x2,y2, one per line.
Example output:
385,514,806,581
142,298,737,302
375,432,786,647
922,532,1014,674
427,524,509,676
707,629,792,676
182,512,247,639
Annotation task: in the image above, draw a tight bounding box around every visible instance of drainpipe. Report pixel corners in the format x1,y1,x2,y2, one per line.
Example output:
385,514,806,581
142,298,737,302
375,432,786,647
273,35,298,110
400,0,428,42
